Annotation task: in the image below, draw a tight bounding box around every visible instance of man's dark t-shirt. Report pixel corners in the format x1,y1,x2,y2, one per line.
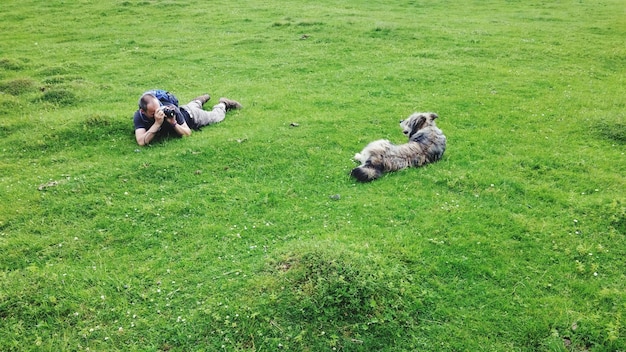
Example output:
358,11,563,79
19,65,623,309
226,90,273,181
133,105,187,137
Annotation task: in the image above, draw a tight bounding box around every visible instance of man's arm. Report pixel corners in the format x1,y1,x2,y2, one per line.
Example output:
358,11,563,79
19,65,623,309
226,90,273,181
135,124,161,146
167,116,192,137
135,117,192,146
135,109,165,146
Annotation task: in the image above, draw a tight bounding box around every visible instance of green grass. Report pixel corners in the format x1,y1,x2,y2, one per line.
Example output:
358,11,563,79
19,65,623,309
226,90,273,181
1,0,624,351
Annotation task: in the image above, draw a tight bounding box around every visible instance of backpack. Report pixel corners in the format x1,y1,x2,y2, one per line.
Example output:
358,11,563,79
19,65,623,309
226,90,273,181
144,89,179,107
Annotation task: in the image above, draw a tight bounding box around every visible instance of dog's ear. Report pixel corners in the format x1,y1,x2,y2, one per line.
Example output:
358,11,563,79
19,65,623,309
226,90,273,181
410,115,427,137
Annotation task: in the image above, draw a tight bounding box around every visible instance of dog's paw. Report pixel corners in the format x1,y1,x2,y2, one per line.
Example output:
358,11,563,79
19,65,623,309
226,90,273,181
354,153,362,161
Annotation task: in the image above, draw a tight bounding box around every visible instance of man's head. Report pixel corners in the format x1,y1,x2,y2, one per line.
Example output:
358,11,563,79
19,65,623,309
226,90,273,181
138,94,160,119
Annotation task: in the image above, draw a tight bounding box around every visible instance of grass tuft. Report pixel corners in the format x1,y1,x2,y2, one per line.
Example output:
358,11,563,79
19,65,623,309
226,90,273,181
37,88,77,106
239,241,424,349
0,57,26,70
0,78,38,95
593,119,626,144
265,242,413,321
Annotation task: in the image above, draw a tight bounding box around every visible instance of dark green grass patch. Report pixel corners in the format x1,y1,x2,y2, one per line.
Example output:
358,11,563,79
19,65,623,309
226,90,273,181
593,118,626,144
37,89,77,106
227,241,425,350
0,57,28,71
0,78,38,96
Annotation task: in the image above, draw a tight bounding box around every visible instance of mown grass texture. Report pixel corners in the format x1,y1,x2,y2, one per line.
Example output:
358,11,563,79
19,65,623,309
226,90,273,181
0,0,624,351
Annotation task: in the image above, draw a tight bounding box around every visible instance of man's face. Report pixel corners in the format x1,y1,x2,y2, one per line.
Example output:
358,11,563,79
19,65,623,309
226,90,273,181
143,98,160,119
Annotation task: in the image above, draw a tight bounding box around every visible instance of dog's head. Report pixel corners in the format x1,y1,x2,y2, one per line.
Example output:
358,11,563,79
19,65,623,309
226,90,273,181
400,112,438,138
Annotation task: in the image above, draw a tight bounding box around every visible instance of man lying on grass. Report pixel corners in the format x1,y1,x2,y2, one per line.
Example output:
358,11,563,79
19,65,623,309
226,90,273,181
133,90,242,146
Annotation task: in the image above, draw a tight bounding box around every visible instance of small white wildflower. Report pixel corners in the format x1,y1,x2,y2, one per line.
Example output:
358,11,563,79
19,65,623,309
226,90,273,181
118,327,123,332
593,272,598,276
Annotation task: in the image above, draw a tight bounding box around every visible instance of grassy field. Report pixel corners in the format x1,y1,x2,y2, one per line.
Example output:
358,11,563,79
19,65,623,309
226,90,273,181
1,0,624,351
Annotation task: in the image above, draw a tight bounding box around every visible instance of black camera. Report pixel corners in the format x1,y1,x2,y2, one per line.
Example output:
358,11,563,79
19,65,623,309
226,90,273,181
162,107,176,118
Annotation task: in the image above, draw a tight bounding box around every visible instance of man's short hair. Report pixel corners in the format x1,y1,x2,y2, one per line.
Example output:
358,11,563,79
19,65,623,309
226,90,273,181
138,94,157,111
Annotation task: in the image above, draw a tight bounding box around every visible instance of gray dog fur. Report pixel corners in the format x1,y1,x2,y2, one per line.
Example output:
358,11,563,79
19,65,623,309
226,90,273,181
351,112,447,182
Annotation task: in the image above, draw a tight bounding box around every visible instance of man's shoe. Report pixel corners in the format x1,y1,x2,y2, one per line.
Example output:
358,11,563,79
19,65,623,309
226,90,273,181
219,97,243,111
194,94,211,106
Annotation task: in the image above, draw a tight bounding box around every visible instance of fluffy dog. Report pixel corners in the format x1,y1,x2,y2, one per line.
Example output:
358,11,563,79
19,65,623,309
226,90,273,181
351,112,446,182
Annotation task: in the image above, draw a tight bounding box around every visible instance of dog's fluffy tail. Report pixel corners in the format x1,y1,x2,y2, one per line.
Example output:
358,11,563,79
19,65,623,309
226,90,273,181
351,165,382,182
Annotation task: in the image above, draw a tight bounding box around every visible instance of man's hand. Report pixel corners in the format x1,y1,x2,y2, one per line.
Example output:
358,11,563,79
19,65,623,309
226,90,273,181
154,108,165,125
165,116,177,126
160,106,177,126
